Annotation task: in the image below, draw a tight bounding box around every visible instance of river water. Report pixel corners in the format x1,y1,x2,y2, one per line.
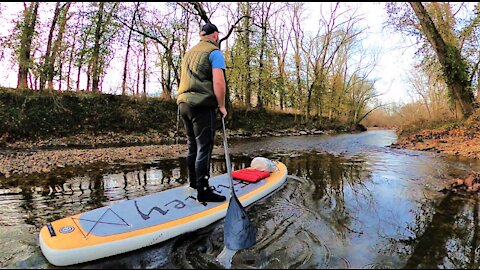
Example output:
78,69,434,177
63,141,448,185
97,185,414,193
1,130,480,269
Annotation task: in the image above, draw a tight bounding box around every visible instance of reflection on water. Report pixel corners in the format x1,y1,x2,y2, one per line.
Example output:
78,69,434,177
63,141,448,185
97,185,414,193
1,130,480,269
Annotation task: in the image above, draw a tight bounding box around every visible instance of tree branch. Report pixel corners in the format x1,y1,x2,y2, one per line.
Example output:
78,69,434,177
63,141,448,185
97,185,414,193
219,15,251,47
114,13,168,50
357,104,386,124
190,2,210,23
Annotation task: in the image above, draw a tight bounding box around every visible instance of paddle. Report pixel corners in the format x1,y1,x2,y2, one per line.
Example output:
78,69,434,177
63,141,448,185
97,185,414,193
221,117,256,250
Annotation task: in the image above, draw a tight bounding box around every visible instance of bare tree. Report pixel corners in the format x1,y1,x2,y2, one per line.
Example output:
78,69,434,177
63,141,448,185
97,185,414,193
303,3,362,121
407,68,432,119
91,2,119,93
75,3,93,91
47,2,71,90
121,2,140,96
271,4,292,110
252,2,274,108
17,2,39,89
289,2,306,120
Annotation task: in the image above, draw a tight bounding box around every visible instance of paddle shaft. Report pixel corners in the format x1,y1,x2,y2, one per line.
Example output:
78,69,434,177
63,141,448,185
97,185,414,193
221,117,235,194
221,116,257,250
175,105,180,144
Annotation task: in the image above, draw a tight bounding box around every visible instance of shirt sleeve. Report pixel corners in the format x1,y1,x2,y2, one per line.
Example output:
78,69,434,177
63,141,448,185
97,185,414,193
209,50,226,69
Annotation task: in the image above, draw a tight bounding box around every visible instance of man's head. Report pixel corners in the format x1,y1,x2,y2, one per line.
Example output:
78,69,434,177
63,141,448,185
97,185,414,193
200,22,220,44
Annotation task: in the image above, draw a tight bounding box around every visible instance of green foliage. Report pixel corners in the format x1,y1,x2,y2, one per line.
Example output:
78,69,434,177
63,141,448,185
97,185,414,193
0,87,350,144
443,44,474,103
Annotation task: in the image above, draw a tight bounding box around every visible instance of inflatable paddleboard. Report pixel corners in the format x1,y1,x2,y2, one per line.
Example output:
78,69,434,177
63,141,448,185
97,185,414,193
39,161,287,266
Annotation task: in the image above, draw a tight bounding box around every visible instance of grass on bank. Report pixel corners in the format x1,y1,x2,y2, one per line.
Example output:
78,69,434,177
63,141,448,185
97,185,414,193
0,87,347,147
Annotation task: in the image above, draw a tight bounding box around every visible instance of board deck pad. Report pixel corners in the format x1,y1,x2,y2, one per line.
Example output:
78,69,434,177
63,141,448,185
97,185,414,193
78,173,262,237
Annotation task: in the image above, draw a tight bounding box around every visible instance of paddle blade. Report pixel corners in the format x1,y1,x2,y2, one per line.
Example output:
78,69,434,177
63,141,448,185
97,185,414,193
224,193,256,250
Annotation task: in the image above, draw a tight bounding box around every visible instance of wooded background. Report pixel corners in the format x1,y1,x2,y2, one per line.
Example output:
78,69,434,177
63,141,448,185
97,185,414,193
0,2,479,130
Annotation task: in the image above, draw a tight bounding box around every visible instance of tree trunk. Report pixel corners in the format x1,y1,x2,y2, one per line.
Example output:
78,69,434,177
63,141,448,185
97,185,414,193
122,3,138,95
86,61,91,92
409,2,474,117
241,3,252,108
257,25,266,108
48,2,71,90
58,61,63,91
76,11,93,92
142,35,147,97
136,51,140,96
256,3,272,109
17,2,39,89
67,24,78,91
40,2,60,90
91,2,104,93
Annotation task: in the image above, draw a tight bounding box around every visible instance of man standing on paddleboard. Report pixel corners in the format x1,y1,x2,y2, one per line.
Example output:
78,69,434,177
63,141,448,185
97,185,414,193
177,22,227,203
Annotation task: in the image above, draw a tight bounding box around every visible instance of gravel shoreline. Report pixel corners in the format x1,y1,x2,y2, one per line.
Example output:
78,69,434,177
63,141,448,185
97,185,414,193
0,144,194,178
0,128,340,179
3,128,478,180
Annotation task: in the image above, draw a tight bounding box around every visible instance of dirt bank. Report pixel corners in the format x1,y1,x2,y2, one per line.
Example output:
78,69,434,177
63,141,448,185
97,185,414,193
390,129,480,159
390,111,480,160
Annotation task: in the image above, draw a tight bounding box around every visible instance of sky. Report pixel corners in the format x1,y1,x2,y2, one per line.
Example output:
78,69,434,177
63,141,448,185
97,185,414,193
0,2,417,104
304,2,418,104
353,3,418,104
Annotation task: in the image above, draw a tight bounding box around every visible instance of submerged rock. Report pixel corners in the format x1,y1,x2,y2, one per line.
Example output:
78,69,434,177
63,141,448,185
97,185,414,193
439,172,480,194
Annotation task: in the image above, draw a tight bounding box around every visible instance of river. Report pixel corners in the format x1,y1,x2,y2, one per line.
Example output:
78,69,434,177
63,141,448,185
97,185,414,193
1,130,480,269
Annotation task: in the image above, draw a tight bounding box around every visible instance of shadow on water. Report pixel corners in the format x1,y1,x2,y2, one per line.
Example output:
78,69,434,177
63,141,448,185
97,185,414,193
401,193,480,269
1,130,480,268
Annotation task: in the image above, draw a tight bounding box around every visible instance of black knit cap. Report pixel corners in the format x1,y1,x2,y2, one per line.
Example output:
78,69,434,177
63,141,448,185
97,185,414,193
200,22,220,36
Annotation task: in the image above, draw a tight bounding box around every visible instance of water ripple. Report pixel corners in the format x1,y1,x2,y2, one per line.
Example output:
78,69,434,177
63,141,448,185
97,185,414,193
2,130,480,268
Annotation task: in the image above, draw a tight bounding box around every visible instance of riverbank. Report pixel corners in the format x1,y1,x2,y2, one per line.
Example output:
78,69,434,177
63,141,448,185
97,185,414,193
0,128,341,180
0,87,367,180
390,110,480,160
0,144,187,179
